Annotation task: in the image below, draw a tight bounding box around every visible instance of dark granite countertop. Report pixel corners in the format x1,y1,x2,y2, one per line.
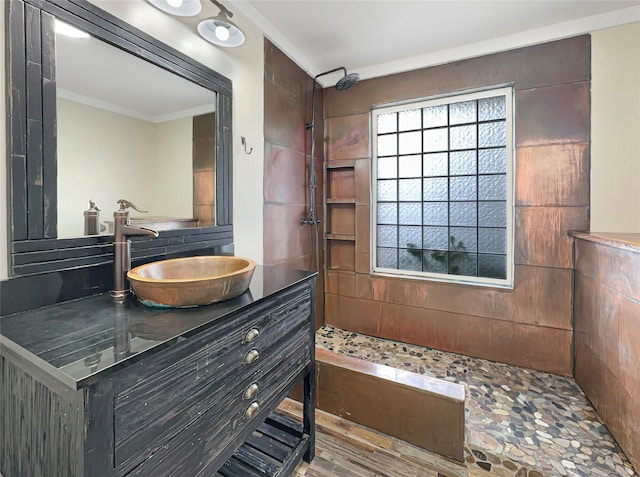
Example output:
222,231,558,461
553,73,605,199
570,231,640,253
0,266,316,390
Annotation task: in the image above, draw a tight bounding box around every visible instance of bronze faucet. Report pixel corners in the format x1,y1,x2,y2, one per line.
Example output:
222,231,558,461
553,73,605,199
111,199,159,303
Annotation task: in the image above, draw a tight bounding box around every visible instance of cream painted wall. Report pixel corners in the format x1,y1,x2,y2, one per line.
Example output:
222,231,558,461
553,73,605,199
153,118,193,218
591,22,640,232
0,1,264,278
89,0,265,264
57,99,192,238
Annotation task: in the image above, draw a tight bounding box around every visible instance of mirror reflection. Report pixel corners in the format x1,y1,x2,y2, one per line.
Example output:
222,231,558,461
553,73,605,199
55,21,217,238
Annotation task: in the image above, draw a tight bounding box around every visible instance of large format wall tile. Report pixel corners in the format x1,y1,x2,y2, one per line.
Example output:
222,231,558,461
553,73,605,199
263,204,309,264
510,265,573,330
355,273,373,300
325,293,572,375
575,239,640,301
325,294,382,337
449,35,591,92
515,81,590,147
355,205,370,255
264,79,307,154
489,320,572,376
574,236,640,470
618,294,640,400
515,206,589,268
326,113,369,161
264,40,311,104
375,303,495,361
325,36,590,119
574,274,620,376
264,40,324,330
516,143,590,207
193,170,215,205
619,386,640,472
574,334,621,426
192,113,216,225
263,143,307,205
361,265,571,329
368,274,510,320
354,158,371,206
325,271,356,297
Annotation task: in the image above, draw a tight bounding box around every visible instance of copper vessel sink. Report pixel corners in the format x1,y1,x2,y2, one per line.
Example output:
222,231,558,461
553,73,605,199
127,256,256,308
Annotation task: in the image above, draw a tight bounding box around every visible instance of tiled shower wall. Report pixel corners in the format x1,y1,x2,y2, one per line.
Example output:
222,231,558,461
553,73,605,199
574,236,640,470
193,113,216,226
323,36,591,375
263,40,324,328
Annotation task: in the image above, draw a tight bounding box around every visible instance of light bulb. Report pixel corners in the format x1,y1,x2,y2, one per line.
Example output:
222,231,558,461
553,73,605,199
215,25,230,42
148,0,201,16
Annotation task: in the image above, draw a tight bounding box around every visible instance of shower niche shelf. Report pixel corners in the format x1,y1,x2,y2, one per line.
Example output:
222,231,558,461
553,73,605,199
326,198,356,204
326,159,355,169
325,160,357,272
326,204,355,237
326,167,355,200
327,240,356,272
325,234,355,242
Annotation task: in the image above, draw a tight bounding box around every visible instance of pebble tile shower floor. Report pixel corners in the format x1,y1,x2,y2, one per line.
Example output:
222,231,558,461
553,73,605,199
316,325,637,477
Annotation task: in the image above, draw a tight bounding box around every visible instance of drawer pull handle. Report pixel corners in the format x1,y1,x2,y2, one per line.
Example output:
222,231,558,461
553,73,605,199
244,383,259,400
244,328,260,343
244,349,259,364
245,401,260,418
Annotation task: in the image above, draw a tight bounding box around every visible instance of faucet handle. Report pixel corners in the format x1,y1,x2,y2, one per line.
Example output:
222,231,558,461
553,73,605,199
117,199,148,214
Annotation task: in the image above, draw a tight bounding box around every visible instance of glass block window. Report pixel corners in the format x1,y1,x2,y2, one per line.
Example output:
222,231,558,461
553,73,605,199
371,87,514,287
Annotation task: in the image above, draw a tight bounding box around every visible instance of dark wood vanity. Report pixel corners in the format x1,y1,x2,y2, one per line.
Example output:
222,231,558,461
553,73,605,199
0,266,316,477
2,2,319,473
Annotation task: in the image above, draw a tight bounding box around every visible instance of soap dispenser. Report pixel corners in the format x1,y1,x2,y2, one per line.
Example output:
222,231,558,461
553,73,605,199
84,200,101,235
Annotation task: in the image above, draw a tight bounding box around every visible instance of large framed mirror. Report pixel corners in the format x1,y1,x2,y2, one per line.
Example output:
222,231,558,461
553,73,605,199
5,0,233,276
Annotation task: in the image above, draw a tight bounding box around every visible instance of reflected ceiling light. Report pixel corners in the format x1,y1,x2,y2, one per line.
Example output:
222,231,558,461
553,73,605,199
147,0,202,17
54,19,90,39
197,0,245,48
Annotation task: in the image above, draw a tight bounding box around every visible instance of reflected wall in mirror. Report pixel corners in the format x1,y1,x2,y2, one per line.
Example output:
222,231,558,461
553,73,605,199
6,0,233,277
55,25,217,238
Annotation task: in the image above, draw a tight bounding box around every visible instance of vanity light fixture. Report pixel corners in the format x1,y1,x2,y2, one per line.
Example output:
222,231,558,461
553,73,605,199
197,0,245,47
147,0,202,17
54,19,89,39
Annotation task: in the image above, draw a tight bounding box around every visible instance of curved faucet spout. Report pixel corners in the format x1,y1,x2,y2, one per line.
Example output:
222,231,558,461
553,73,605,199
116,225,159,241
111,201,159,303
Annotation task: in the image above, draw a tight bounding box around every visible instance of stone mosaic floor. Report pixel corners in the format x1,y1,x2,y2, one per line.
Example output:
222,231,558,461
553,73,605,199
317,325,637,477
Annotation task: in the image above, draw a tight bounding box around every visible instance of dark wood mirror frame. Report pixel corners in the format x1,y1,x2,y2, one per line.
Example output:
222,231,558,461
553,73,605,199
5,0,234,277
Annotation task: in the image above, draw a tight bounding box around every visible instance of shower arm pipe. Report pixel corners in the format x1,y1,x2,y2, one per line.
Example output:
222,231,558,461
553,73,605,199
305,66,347,132
302,66,348,226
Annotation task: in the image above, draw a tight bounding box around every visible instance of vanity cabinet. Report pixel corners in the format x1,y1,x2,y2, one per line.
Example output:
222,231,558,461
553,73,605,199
0,267,316,477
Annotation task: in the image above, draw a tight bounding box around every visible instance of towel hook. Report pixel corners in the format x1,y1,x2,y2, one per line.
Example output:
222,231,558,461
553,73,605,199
241,136,253,155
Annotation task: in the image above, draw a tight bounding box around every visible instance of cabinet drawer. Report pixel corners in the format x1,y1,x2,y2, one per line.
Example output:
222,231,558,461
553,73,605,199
124,324,312,477
237,289,311,370
113,284,311,470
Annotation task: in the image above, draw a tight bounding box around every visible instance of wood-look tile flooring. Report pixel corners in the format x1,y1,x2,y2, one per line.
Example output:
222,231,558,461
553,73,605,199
279,399,466,477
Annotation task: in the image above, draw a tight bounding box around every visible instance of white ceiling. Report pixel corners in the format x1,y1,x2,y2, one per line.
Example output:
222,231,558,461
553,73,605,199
231,0,640,84
60,0,640,112
56,25,216,122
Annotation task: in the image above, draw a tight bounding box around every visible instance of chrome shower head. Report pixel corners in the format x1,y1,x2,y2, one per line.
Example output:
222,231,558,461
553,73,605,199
335,72,360,91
